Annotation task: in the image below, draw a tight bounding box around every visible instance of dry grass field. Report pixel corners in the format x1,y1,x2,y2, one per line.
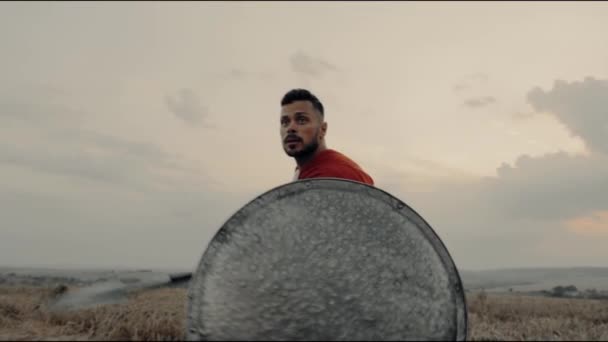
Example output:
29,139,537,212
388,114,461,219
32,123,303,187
467,291,608,341
1,286,608,341
0,286,186,341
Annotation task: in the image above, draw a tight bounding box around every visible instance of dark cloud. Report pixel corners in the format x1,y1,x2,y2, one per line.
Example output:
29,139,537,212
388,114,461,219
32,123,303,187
289,51,339,78
385,152,608,268
165,88,209,126
485,152,608,221
527,77,608,154
407,150,608,268
464,96,497,108
377,166,550,269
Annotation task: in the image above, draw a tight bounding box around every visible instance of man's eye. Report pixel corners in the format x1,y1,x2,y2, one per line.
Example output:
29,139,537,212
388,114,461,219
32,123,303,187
297,118,306,123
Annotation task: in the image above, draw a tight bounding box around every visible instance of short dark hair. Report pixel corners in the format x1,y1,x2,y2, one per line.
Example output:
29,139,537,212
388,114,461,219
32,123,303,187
281,89,324,117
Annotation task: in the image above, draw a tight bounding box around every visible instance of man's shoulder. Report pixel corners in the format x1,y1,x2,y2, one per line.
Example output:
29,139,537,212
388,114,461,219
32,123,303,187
319,149,357,164
322,149,367,170
310,149,374,185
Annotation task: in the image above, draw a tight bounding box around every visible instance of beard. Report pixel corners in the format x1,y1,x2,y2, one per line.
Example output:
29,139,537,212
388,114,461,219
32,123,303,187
288,139,319,158
284,131,320,159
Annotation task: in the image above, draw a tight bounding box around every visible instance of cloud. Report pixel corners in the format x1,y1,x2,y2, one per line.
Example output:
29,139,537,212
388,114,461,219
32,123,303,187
223,68,275,81
512,111,536,121
0,84,245,269
385,76,608,268
461,77,608,222
452,83,470,93
0,131,202,193
0,84,85,127
289,51,339,78
467,73,489,84
452,72,488,93
527,77,608,154
0,86,213,193
464,96,497,108
476,76,608,221
0,175,247,270
204,68,275,82
485,151,608,221
165,88,210,126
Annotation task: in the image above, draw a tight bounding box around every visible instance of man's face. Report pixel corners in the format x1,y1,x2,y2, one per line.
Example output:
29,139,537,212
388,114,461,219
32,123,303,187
280,100,326,158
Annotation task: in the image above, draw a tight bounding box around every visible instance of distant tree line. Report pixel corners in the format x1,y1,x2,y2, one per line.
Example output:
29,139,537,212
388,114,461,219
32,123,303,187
542,285,608,299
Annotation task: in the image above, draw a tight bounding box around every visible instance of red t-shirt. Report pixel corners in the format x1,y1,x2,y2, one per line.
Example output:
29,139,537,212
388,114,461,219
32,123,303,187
296,149,374,186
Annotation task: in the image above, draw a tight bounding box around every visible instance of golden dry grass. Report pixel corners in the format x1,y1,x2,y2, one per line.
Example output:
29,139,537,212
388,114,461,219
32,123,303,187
1,286,608,341
0,286,186,341
467,291,608,341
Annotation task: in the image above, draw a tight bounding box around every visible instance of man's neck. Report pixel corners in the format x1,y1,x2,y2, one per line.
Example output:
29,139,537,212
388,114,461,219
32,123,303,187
295,145,327,168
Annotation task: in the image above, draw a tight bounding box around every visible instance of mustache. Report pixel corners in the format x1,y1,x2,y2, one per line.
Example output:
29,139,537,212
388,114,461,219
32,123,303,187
284,135,302,143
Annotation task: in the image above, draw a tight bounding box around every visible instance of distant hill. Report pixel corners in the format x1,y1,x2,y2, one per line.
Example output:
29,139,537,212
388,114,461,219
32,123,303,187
3,265,608,294
459,267,608,292
0,266,184,288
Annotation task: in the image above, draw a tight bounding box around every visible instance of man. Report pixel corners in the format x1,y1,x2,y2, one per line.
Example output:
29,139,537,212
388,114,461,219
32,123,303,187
280,88,374,186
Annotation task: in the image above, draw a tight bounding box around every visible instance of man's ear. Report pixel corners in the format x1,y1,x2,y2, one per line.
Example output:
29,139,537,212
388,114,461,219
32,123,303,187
321,121,328,138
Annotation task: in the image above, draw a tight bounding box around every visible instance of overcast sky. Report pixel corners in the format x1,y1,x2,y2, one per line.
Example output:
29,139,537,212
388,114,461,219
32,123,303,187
1,2,607,271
